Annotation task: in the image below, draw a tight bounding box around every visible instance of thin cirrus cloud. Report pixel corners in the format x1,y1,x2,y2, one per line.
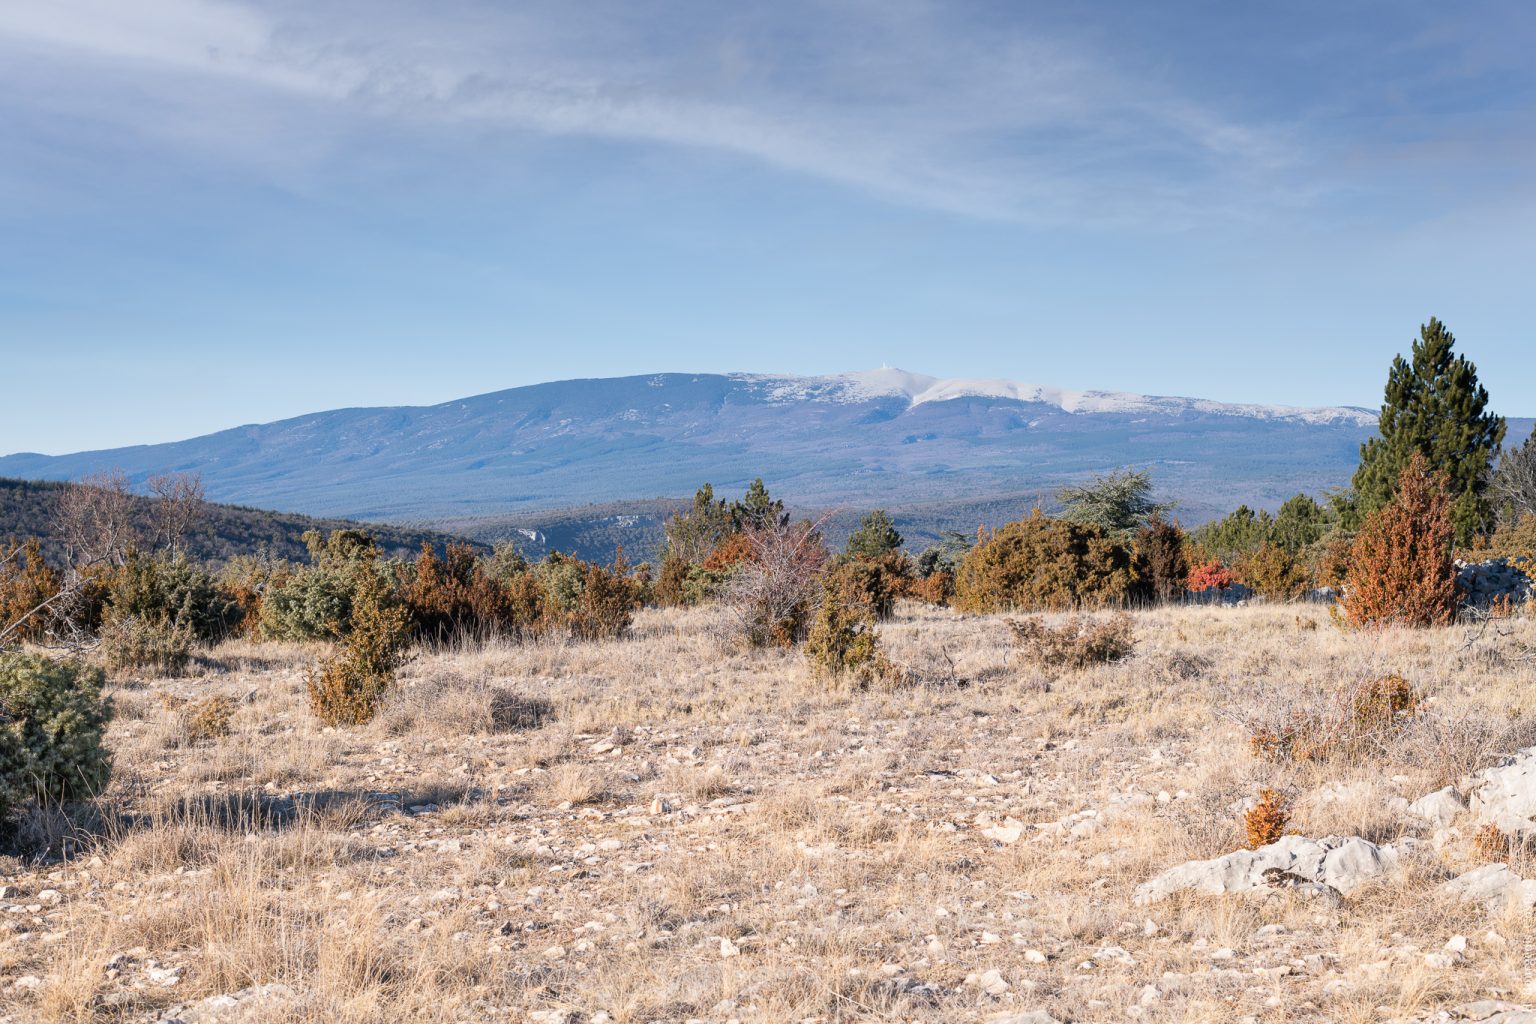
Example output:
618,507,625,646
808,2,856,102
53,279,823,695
0,0,1316,225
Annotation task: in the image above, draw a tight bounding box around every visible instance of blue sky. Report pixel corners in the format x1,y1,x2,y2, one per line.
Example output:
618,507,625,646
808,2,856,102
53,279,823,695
2,0,1534,454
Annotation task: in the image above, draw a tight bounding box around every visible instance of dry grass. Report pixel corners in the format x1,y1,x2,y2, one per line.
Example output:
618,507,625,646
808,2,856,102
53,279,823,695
3,602,1536,1022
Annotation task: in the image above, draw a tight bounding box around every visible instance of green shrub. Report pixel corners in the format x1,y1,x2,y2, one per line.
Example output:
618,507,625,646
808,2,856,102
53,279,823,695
0,653,112,821
567,557,640,641
534,553,586,616
844,510,902,560
1132,519,1188,604
1234,541,1311,601
259,565,355,641
105,551,241,645
954,511,1135,613
307,566,410,726
102,614,195,676
805,581,898,687
652,553,692,608
98,552,238,674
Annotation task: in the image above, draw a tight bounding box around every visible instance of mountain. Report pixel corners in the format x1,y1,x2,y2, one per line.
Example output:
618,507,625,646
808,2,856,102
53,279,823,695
4,369,1525,545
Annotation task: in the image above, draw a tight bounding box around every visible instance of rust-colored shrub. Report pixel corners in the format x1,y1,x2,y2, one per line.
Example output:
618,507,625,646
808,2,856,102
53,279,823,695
566,554,641,641
1234,542,1310,602
1007,614,1134,671
953,511,1134,613
701,533,755,572
402,543,526,643
823,554,907,622
183,695,236,742
0,538,60,645
217,555,290,638
1473,823,1512,863
1187,559,1235,593
652,553,692,608
1244,789,1290,850
907,570,954,606
1341,454,1458,629
1351,673,1421,733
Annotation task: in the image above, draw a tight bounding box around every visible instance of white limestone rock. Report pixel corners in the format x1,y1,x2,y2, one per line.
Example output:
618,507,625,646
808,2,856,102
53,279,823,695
1134,834,1409,905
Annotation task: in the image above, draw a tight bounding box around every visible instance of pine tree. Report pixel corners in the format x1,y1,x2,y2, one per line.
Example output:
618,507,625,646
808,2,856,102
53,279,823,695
1352,317,1505,545
663,484,732,564
1270,494,1327,553
844,510,902,559
730,478,787,532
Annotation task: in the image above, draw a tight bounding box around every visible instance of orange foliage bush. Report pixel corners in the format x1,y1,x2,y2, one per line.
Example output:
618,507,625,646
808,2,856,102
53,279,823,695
1186,559,1234,593
0,538,60,643
701,533,755,572
1244,789,1290,850
1340,454,1458,629
907,570,954,606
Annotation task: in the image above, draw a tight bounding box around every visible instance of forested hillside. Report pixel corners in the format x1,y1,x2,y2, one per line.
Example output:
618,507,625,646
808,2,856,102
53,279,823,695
0,478,473,566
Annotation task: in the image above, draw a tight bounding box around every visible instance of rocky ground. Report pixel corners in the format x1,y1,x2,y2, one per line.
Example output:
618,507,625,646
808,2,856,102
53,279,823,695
4,603,1536,1023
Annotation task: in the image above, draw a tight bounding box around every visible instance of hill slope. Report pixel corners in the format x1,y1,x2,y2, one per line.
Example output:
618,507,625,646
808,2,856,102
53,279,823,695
0,478,474,566
0,369,1421,528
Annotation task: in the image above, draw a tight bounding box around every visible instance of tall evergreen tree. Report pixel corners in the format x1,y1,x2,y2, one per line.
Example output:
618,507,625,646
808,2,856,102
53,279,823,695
663,484,732,564
1270,494,1327,553
730,478,787,532
845,510,902,559
1352,317,1505,545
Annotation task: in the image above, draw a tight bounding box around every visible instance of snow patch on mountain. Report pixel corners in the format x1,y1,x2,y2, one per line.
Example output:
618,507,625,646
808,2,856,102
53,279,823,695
732,368,1377,427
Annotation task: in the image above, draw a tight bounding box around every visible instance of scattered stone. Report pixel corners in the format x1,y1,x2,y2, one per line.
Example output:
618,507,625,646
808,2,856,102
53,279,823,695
1457,559,1534,609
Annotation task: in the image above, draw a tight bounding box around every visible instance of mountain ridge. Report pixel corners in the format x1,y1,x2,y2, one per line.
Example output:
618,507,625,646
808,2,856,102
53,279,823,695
3,368,1524,533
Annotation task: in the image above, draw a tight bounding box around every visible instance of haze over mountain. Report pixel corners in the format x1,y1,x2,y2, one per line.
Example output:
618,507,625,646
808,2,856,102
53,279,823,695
6,368,1493,543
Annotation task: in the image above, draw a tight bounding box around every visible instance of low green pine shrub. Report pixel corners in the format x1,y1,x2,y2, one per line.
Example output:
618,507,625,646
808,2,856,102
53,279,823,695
0,653,113,822
307,567,410,726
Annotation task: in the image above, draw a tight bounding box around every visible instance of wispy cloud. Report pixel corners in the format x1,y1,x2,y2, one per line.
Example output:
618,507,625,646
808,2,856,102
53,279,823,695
0,0,1320,224
2,0,1531,226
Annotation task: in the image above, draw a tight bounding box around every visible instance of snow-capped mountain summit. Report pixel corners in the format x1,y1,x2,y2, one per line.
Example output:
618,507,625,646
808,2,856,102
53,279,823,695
734,368,1377,426
0,368,1402,525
